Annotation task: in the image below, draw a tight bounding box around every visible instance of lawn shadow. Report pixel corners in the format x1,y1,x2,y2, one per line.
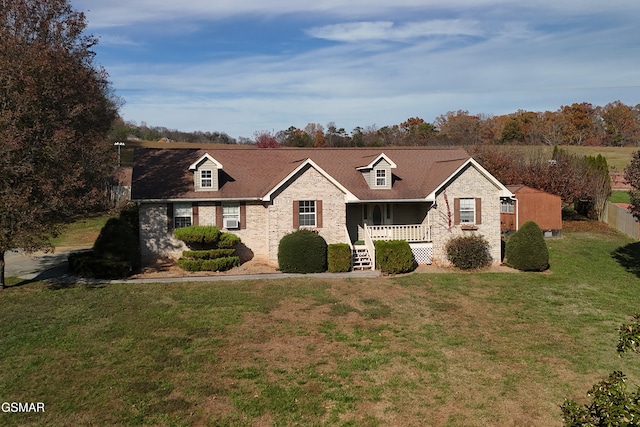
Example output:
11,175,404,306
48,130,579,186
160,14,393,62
611,241,640,278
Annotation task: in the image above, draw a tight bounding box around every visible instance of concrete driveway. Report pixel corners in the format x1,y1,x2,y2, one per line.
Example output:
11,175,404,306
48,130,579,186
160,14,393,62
4,247,90,281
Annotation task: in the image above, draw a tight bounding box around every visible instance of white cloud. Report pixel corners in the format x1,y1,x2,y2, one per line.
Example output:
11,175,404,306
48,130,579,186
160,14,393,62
306,20,483,42
74,0,640,138
75,0,640,29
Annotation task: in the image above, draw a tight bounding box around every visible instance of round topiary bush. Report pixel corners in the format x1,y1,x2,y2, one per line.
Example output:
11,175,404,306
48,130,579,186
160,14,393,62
445,234,493,270
505,221,549,271
278,229,328,273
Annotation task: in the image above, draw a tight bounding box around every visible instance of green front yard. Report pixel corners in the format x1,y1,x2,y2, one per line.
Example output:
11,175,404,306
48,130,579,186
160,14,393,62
1,221,640,426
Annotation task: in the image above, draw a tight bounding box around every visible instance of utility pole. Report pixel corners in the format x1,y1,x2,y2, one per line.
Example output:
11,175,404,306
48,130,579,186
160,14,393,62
114,141,125,167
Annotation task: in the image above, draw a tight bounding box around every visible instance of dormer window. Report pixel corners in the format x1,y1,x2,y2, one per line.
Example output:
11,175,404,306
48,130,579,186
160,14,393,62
189,153,223,191
201,170,213,188
357,153,396,190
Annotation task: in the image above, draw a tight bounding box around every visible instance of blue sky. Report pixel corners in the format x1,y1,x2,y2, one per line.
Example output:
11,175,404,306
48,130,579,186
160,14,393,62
74,1,640,140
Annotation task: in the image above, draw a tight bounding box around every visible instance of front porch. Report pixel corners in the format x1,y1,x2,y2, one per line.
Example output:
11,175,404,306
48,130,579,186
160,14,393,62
352,224,434,270
358,223,431,243
346,202,435,270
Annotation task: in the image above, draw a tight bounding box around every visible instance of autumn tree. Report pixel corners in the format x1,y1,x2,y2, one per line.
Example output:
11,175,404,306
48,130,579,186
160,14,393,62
624,150,640,220
253,131,280,148
600,101,640,146
398,117,437,145
0,0,118,288
435,110,481,145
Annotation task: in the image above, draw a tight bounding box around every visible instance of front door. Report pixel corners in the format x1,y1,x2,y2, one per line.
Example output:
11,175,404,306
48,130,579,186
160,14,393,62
372,205,383,225
364,203,392,225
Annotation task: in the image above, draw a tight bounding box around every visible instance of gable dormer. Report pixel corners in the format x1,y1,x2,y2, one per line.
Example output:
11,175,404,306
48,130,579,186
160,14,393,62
356,153,397,190
189,153,223,191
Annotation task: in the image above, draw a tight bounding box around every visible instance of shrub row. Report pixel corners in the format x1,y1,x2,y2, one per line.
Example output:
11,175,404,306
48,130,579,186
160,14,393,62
177,257,240,272
328,243,352,273
374,240,416,274
68,250,133,279
173,225,221,246
181,249,236,260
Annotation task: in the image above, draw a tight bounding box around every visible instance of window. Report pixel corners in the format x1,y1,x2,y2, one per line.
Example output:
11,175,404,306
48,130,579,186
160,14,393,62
459,198,475,223
222,203,240,229
174,203,192,228
298,200,316,227
200,170,212,188
501,199,515,214
375,169,387,186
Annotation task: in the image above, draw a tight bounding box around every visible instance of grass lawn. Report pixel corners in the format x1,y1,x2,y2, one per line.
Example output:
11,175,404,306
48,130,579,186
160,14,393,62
2,222,640,426
48,214,110,248
610,190,631,204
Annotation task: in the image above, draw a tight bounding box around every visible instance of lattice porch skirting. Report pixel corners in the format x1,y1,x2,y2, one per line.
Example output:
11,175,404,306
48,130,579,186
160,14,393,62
409,242,433,265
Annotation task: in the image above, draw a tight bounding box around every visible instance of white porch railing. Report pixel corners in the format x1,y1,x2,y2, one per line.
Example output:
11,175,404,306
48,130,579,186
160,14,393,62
363,224,376,270
365,224,431,242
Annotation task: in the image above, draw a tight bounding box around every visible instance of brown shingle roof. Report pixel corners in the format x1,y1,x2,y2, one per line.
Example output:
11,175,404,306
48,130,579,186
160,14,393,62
131,147,472,201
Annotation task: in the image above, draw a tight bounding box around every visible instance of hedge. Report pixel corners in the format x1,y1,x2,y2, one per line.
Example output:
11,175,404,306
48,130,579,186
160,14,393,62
173,225,221,247
328,243,352,273
278,229,327,273
374,240,415,274
217,232,241,248
68,251,133,279
177,256,240,272
181,249,236,260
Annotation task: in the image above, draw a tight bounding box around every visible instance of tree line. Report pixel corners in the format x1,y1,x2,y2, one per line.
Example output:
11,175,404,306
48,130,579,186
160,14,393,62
258,102,640,148
110,101,640,148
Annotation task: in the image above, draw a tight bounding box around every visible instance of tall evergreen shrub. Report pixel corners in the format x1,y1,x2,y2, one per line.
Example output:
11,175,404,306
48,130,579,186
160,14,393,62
505,221,549,271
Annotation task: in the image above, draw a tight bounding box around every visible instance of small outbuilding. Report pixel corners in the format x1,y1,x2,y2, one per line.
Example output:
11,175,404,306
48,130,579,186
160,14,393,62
501,185,562,238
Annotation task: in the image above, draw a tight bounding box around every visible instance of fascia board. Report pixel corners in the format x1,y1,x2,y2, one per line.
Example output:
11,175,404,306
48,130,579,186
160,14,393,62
425,158,514,201
188,153,223,171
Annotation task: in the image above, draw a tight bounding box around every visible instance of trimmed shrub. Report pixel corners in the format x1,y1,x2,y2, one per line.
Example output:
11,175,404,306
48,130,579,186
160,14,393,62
505,221,549,271
446,234,493,270
174,226,221,248
374,240,415,274
68,250,133,279
217,232,241,249
68,211,141,279
328,244,352,273
181,249,236,260
175,229,241,272
177,256,240,272
93,217,140,268
278,229,328,273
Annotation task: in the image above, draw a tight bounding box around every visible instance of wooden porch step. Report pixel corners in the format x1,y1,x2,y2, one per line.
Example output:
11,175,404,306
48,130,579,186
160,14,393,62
352,246,372,270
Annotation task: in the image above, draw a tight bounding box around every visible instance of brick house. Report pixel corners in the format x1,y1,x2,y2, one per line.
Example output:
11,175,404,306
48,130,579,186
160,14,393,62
131,147,513,269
